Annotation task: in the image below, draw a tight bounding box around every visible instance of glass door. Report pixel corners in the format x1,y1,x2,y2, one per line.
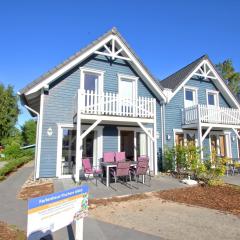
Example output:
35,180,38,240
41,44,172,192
82,131,95,165
119,78,136,115
120,131,134,160
61,128,76,176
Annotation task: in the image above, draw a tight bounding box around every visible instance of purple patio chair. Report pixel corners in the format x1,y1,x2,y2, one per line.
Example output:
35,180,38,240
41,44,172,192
103,152,115,163
115,152,126,162
82,158,102,186
110,161,132,189
131,156,151,187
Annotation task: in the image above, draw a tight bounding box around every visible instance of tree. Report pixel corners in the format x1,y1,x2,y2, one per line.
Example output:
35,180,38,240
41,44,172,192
0,84,19,144
21,119,36,145
216,59,240,95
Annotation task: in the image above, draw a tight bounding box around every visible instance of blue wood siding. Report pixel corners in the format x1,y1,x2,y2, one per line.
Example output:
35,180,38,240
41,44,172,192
39,54,163,177
164,76,237,162
103,126,118,153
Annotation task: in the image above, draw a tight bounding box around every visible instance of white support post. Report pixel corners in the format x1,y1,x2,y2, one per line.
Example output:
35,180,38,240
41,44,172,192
75,90,82,183
197,105,203,160
232,128,240,141
202,126,212,142
75,218,83,240
137,121,154,142
153,99,158,175
80,119,102,140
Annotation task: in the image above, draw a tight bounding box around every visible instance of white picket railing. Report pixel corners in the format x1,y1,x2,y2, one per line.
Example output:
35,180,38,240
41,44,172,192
182,104,240,125
74,90,155,118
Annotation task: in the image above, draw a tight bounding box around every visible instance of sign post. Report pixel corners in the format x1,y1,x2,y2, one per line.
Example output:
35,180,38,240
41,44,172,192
27,185,88,240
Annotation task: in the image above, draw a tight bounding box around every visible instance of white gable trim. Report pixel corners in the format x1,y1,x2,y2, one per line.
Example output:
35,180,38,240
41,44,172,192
168,59,240,109
113,35,166,102
25,34,113,95
25,33,166,102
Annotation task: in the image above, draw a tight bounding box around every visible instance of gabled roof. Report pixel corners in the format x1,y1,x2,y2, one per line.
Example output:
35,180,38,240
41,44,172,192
20,27,166,101
160,55,240,108
160,55,207,90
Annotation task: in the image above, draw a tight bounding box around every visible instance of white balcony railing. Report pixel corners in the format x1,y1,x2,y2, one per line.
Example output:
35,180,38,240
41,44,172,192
182,104,240,125
74,90,155,119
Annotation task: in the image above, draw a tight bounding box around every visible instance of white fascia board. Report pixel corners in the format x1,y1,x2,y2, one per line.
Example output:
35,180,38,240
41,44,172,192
168,59,240,109
204,59,240,109
113,35,166,102
25,34,113,95
25,33,167,103
168,60,205,101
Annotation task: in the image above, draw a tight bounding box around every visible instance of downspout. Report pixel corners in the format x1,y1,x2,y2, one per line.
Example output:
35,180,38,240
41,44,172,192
24,105,39,181
162,103,166,170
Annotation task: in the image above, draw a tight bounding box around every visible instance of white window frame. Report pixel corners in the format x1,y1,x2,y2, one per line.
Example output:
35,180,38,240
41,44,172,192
209,131,230,157
56,123,103,178
173,129,198,146
118,73,138,99
117,126,153,171
206,89,219,107
80,67,105,93
183,86,198,108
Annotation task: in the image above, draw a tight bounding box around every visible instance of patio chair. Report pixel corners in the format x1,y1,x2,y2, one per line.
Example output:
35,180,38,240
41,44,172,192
103,152,115,163
131,156,151,187
82,158,102,186
110,161,132,189
115,152,126,162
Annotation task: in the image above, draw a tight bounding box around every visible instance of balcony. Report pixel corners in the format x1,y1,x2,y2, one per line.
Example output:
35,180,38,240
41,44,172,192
74,90,155,120
182,104,240,126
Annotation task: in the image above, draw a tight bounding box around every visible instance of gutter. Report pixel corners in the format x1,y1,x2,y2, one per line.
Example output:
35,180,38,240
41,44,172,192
24,104,39,181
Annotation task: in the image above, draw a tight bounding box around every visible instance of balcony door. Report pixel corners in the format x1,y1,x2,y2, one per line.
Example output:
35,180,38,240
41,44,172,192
184,87,198,108
118,74,138,115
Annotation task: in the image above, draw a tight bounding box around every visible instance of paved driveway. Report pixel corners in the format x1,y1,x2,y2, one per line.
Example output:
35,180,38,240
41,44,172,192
1,164,239,240
223,175,240,186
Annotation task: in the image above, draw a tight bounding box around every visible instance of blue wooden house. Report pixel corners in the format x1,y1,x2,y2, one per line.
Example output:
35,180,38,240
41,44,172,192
19,28,240,180
161,55,240,163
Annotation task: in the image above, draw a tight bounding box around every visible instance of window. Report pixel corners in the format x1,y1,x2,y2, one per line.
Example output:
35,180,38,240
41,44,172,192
186,133,195,146
84,73,99,91
118,74,138,100
184,87,198,108
175,133,184,146
80,67,104,93
207,90,219,106
175,131,196,147
185,90,193,101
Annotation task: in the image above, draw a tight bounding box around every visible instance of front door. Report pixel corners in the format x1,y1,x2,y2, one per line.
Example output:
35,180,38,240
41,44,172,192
120,131,134,160
210,135,217,159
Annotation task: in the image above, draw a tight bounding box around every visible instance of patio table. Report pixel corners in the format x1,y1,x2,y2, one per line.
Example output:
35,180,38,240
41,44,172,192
101,161,137,187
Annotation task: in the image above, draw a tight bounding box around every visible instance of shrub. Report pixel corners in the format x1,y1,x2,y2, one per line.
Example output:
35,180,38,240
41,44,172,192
164,145,226,185
3,141,33,160
0,155,33,180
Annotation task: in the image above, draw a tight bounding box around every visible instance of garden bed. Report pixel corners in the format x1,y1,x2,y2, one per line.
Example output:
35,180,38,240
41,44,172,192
90,184,240,217
0,156,33,181
155,184,240,216
18,174,54,200
0,221,26,240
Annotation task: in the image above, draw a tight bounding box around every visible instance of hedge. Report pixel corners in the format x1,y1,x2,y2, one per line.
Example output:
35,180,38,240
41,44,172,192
0,155,33,181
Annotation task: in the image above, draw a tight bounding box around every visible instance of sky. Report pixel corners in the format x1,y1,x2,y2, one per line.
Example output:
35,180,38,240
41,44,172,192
0,0,240,127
